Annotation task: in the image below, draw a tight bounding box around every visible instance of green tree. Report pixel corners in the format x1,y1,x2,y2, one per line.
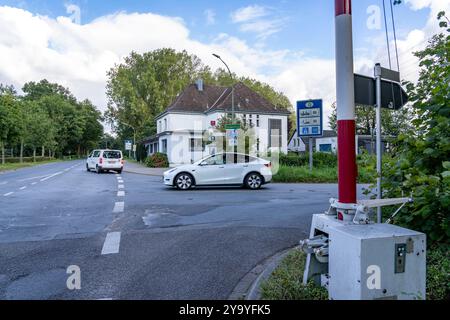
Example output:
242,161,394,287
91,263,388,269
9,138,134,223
382,12,450,244
105,49,211,145
0,87,21,164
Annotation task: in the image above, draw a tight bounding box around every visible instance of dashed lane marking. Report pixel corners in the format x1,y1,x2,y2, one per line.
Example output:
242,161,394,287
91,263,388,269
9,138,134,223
40,171,63,182
101,232,121,255
19,186,26,190
3,192,14,196
118,184,124,189
112,202,124,213
117,191,125,197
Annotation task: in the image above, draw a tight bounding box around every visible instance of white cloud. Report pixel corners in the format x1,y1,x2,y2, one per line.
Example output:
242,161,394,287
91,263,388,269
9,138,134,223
204,9,215,25
0,2,446,131
230,5,269,23
230,5,286,40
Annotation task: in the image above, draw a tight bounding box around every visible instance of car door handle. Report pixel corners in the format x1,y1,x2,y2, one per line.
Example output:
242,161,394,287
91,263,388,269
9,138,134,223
243,165,249,167
219,166,225,168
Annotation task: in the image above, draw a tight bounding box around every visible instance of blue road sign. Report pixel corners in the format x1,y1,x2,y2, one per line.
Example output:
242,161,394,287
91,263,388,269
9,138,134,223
297,99,323,137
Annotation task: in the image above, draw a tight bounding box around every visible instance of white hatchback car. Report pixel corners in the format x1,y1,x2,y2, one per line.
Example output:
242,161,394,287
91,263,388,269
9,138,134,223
86,149,124,174
163,153,272,190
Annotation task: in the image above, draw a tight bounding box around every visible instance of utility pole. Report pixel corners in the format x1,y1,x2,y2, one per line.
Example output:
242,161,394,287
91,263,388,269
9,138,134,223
212,54,235,124
375,63,382,223
335,0,357,218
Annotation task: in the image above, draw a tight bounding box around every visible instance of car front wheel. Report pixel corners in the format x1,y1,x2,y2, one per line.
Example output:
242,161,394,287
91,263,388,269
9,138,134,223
245,173,263,190
175,173,194,190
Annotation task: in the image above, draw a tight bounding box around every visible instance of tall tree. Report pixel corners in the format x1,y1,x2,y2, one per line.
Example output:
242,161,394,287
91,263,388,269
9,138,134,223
0,87,21,164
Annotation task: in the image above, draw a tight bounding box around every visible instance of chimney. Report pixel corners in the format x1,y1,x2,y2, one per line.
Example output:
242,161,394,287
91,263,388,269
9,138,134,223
196,79,203,91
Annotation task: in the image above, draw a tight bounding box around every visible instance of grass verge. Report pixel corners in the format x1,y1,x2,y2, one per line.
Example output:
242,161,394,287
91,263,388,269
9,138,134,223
260,249,328,300
272,165,374,183
261,246,449,300
0,159,62,172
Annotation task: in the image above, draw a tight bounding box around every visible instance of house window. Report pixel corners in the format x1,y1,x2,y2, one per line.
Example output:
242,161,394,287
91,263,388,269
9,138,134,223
268,119,282,148
190,138,204,152
158,121,162,133
319,144,332,153
249,114,253,127
256,115,260,127
164,119,167,131
161,139,167,154
243,114,247,125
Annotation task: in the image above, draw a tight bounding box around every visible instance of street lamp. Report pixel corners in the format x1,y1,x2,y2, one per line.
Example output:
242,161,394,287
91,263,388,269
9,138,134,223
212,53,235,124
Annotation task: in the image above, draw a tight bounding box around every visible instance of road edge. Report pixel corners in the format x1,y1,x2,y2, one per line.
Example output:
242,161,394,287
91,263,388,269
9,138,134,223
228,246,296,300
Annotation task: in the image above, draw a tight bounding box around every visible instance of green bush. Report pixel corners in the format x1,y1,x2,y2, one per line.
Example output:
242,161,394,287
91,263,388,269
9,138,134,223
426,245,450,300
280,152,337,168
145,152,169,168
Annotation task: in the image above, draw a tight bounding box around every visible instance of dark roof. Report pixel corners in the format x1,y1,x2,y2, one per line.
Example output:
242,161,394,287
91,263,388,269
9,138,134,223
160,82,290,117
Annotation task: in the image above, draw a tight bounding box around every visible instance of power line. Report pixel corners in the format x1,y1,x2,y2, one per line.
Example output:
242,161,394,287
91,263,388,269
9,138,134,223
382,0,392,69
390,0,400,72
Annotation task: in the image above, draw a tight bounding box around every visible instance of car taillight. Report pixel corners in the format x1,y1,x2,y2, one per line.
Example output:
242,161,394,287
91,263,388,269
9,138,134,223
121,159,124,165
99,158,103,164
265,162,272,168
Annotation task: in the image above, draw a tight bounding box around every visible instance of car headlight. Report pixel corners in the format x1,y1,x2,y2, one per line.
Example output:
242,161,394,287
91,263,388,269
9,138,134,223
166,168,178,174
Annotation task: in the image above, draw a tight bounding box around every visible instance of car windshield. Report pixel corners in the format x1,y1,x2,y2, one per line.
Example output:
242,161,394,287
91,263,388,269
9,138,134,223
103,151,121,159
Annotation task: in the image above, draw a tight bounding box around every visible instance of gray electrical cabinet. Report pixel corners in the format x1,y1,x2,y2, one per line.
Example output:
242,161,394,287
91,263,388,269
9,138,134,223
304,214,426,300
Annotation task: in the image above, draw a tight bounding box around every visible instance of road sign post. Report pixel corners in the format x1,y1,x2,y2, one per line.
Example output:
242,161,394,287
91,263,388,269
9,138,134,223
297,99,323,172
375,63,383,223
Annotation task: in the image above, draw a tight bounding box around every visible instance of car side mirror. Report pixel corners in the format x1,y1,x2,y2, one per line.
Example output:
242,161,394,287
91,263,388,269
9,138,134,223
199,161,207,166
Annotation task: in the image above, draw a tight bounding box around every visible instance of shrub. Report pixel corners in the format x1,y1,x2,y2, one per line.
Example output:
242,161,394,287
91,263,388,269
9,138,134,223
426,245,450,300
280,152,337,168
145,152,169,168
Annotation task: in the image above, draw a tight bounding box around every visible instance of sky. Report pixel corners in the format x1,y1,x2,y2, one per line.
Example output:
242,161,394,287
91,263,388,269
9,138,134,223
0,0,449,128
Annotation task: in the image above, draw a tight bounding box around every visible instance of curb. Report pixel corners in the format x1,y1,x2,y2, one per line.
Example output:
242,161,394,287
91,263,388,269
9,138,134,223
123,169,163,177
228,246,297,300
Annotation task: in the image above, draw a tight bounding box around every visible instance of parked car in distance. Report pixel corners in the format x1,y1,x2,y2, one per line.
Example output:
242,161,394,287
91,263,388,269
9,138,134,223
163,153,272,190
86,149,124,174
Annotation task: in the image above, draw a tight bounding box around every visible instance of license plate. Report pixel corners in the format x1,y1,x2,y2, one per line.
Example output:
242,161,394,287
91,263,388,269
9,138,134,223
108,161,115,164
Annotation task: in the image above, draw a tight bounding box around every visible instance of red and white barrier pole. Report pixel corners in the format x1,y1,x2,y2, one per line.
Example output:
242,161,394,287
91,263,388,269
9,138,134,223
335,0,357,216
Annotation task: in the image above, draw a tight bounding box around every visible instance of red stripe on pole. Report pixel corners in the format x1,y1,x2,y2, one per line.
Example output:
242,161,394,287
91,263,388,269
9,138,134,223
335,0,351,16
338,120,357,204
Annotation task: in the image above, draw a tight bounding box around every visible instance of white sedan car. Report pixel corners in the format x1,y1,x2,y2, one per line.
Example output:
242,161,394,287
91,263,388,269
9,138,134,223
163,153,272,190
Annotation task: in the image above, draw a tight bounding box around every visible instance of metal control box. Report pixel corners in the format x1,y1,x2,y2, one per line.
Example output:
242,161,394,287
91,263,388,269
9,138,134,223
305,214,426,300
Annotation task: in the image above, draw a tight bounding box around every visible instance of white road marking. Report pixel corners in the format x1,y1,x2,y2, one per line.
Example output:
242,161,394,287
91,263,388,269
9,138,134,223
113,202,124,213
118,184,124,189
3,192,13,196
117,191,125,197
40,171,63,182
0,181,7,185
31,182,37,185
101,232,121,255
18,174,54,182
19,186,27,190
116,176,122,180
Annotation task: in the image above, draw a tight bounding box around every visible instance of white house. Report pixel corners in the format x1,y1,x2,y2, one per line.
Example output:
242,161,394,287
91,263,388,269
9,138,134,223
143,80,290,166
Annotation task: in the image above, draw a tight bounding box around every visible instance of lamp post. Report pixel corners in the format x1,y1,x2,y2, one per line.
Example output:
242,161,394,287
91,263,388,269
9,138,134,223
212,53,235,124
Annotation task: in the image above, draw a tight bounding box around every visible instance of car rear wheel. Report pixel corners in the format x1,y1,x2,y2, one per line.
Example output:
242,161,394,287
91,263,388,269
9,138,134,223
96,165,102,174
86,164,90,172
175,173,194,190
245,173,263,190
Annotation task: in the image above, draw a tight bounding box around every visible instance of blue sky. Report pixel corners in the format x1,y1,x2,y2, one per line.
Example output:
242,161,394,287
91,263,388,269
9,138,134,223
0,0,432,59
0,0,447,121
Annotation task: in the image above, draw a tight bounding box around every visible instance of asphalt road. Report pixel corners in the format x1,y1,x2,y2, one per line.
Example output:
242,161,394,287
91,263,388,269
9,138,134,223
0,160,368,300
